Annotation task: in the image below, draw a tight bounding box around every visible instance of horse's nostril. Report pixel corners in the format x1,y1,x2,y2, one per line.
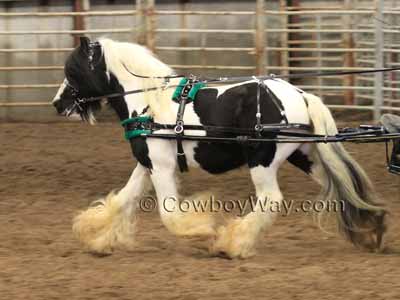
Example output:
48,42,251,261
53,100,64,114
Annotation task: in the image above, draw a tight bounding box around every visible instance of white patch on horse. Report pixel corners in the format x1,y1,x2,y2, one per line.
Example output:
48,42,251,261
99,38,174,119
263,79,310,126
204,80,254,99
52,78,68,104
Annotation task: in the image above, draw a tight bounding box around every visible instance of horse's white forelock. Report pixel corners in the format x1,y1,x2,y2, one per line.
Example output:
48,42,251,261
98,38,176,121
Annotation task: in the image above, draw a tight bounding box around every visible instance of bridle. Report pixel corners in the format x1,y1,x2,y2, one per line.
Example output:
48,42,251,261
59,41,185,117
61,79,182,117
62,81,84,116
61,41,104,116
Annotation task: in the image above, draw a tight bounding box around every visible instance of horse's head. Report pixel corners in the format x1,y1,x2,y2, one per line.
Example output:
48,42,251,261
53,37,176,124
52,37,110,123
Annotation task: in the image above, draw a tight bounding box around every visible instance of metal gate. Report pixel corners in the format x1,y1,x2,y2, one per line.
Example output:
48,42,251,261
0,0,399,121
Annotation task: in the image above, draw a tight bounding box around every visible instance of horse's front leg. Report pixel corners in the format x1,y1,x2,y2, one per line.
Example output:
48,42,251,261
148,140,215,237
72,163,149,254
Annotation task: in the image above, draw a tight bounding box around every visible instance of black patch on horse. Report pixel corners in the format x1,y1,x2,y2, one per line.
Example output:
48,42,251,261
127,111,153,170
63,42,108,120
192,82,284,172
107,75,153,169
129,137,153,170
108,73,129,120
287,150,313,174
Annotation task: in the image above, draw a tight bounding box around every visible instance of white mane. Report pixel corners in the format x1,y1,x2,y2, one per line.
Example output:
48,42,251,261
99,38,173,81
98,38,176,121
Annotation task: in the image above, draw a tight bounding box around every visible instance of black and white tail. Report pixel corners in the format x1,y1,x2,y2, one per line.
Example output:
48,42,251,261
303,92,386,250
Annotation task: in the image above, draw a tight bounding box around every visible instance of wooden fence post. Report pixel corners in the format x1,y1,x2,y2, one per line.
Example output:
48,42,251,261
374,0,384,121
279,0,288,76
73,0,88,46
343,0,355,105
255,0,265,75
135,0,146,45
145,0,155,52
179,0,189,67
316,14,322,97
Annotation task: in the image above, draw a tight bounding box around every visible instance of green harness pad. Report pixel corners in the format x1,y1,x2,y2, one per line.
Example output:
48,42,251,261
172,78,206,102
172,78,189,101
124,129,150,140
121,116,152,140
188,82,205,100
120,115,152,126
121,79,206,141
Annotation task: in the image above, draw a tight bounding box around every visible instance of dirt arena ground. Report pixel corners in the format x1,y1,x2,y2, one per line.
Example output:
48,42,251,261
1,121,400,300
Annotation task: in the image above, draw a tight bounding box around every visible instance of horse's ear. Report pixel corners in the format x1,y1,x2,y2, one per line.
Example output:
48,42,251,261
79,36,90,51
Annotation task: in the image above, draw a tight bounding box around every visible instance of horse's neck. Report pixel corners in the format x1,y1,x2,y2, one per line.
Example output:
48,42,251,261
104,43,177,121
114,76,179,123
145,77,182,123
117,77,150,118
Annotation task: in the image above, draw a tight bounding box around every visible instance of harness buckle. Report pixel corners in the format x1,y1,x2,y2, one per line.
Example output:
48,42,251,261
75,98,85,112
65,103,77,117
255,124,263,132
162,78,171,90
174,120,184,134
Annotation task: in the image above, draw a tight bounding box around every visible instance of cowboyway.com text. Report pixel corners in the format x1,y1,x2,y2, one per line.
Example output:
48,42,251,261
138,195,345,216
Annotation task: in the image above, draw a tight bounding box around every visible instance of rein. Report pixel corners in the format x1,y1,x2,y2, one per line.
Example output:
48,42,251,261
60,84,179,117
58,65,400,115
202,66,400,84
58,61,400,174
117,67,400,173
122,63,184,80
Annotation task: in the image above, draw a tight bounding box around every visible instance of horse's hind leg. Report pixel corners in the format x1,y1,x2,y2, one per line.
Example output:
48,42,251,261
211,143,300,259
72,163,149,254
287,144,314,175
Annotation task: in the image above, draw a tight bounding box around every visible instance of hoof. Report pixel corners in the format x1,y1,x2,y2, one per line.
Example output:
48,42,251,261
72,191,136,254
209,218,258,259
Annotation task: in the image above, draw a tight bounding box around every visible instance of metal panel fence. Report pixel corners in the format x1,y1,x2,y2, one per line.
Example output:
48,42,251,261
0,0,399,121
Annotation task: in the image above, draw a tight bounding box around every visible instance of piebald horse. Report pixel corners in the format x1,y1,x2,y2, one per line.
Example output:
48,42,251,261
52,37,385,258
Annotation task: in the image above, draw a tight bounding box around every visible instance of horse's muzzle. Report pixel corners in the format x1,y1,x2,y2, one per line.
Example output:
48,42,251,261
53,99,66,115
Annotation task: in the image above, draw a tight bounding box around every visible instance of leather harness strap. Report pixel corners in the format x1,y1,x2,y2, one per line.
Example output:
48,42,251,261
173,77,197,172
255,79,289,129
122,78,292,173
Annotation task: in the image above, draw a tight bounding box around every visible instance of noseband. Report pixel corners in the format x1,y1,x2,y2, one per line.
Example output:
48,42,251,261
62,81,84,116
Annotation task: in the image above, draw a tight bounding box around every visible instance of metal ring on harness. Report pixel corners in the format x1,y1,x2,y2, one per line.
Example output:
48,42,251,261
174,123,184,134
255,124,263,132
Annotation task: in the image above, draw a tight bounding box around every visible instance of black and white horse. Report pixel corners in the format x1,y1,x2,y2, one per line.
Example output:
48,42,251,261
52,37,386,258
